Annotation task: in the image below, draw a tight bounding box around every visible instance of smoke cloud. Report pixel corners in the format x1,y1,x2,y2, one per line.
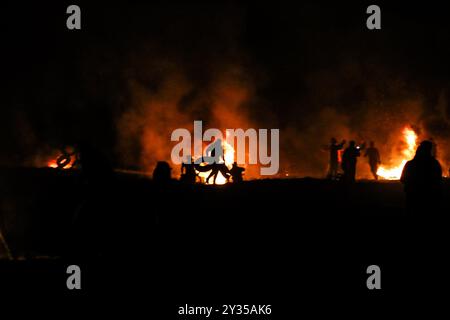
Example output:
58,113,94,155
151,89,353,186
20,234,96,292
2,2,450,179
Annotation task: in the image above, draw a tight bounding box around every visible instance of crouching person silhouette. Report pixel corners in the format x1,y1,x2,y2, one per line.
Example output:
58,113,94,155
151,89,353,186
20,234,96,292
181,156,197,184
230,162,245,183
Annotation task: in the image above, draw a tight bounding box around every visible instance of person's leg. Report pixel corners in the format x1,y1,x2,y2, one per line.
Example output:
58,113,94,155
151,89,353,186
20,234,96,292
206,169,215,184
331,162,338,179
220,165,231,181
328,162,334,179
370,164,375,179
350,165,356,182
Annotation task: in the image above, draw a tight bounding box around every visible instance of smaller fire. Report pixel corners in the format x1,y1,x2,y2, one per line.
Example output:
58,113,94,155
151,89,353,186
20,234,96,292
196,140,235,185
377,127,418,180
47,159,60,169
46,146,78,170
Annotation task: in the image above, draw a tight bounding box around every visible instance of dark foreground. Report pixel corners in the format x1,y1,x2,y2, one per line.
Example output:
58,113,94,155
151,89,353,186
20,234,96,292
0,168,449,314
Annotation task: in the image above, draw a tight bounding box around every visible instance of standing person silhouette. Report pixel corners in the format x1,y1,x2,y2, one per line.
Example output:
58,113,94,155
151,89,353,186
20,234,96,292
341,140,361,183
327,138,346,180
364,141,381,180
401,140,442,216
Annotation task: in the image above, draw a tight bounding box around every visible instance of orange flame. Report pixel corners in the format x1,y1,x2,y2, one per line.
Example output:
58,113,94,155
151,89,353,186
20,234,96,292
47,159,59,168
377,127,417,180
46,148,77,170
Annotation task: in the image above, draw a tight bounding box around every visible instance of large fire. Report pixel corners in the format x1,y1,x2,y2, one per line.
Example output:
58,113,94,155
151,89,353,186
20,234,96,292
377,127,418,180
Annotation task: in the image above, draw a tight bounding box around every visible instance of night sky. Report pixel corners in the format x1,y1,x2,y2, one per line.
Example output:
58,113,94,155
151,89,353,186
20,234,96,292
2,1,450,176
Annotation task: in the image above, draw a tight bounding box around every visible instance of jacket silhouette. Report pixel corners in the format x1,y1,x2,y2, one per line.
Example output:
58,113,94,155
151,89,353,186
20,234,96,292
341,141,360,182
401,140,442,215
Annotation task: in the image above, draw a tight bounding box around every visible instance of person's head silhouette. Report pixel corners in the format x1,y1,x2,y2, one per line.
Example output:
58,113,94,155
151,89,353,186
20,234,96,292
415,140,433,159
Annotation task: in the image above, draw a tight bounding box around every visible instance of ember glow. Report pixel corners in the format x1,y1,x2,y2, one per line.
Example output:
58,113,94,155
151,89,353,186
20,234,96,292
47,158,75,170
46,147,78,170
47,159,60,169
377,127,418,180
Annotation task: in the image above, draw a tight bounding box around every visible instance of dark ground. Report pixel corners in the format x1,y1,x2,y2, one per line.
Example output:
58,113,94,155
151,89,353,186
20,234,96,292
0,168,449,314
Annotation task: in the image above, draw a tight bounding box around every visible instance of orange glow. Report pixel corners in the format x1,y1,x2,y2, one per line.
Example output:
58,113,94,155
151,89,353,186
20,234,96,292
47,160,59,168
377,127,417,180
47,150,76,170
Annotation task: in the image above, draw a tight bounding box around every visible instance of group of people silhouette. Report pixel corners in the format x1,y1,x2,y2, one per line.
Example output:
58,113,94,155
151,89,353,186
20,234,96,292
179,138,245,185
52,137,442,259
180,159,245,184
326,136,443,214
326,138,381,182
154,139,245,185
52,136,442,230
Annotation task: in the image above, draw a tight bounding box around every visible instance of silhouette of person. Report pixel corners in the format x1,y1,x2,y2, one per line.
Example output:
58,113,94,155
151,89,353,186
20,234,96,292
181,157,197,184
204,139,231,184
429,138,437,158
400,140,442,215
230,162,245,183
341,140,360,183
206,162,231,184
364,141,381,180
327,138,346,180
153,161,172,183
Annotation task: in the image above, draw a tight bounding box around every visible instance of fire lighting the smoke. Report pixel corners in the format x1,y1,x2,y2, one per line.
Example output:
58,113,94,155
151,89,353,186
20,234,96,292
377,127,417,180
